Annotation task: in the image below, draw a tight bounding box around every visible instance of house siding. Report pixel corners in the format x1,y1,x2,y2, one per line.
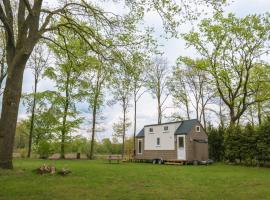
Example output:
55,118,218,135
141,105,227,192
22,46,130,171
185,122,208,161
135,137,177,160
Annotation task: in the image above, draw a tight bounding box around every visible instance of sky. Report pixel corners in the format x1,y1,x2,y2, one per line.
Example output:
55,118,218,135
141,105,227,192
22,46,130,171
18,0,270,141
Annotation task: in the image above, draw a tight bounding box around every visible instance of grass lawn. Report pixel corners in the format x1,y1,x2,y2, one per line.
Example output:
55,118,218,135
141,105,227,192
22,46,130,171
0,159,269,200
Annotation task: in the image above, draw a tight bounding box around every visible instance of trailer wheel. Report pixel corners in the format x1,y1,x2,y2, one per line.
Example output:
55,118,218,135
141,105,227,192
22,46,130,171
193,160,198,165
158,159,163,164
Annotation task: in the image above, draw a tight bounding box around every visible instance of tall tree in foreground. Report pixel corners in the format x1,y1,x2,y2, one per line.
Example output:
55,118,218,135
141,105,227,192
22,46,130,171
46,31,86,159
146,57,170,124
183,13,270,126
111,63,133,158
0,0,226,169
26,44,49,157
130,53,148,156
81,57,111,160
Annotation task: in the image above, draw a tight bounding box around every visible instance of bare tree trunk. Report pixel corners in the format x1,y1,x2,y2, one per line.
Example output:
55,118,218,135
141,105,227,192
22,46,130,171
133,93,137,157
219,97,224,128
200,93,207,128
0,57,27,169
157,95,162,124
184,99,190,120
122,98,126,159
229,108,237,127
60,71,70,159
257,102,262,125
89,97,97,160
249,105,254,126
27,78,38,158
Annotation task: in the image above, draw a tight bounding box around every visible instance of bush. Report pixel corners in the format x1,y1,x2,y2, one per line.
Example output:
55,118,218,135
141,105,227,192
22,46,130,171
209,119,270,167
208,127,224,161
19,148,27,158
37,140,53,159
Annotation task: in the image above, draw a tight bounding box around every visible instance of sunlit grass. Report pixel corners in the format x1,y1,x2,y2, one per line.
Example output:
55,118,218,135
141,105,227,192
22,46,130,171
0,159,269,200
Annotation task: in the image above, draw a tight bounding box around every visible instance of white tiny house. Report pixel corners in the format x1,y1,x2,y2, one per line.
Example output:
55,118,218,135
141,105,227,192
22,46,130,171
135,119,208,163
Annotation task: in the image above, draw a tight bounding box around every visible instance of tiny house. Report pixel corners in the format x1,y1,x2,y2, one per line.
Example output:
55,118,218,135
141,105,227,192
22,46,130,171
135,119,208,163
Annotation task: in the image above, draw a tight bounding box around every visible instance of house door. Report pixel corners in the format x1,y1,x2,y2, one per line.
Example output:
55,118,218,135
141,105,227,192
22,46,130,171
177,136,186,160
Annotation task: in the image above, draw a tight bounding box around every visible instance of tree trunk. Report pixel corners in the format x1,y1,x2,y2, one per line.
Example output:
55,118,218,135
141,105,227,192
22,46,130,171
89,99,97,160
229,108,237,128
122,99,126,159
157,95,162,124
257,102,262,125
219,97,224,129
133,94,137,157
60,72,71,159
185,99,190,120
0,57,27,169
27,78,38,158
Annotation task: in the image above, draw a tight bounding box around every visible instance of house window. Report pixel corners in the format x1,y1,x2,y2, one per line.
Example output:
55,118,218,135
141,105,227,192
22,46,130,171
138,139,142,154
196,126,200,132
163,126,168,131
178,137,184,148
149,127,154,133
156,137,160,146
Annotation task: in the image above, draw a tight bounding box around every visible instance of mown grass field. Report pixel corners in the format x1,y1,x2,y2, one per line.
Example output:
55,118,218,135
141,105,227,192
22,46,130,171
0,159,269,200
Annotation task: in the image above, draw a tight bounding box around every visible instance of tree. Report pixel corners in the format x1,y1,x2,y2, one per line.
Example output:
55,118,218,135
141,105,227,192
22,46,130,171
26,43,49,157
0,0,226,169
146,57,170,124
81,56,111,159
183,13,270,126
45,31,86,159
111,63,133,158
113,118,132,157
169,66,191,120
14,119,29,150
130,53,149,156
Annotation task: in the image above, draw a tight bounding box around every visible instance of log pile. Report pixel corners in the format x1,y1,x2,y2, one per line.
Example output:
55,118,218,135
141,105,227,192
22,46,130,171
35,164,71,176
58,168,71,176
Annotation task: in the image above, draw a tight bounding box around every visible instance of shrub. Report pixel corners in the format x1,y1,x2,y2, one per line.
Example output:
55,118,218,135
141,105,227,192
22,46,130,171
37,140,53,159
19,148,27,158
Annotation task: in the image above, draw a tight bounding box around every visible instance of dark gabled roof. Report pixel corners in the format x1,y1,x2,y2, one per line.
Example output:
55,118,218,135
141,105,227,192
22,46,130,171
136,119,199,137
175,119,198,135
144,121,182,127
136,128,144,137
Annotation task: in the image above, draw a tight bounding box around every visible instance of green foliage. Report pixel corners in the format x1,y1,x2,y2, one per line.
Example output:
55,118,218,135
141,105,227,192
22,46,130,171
208,126,224,161
37,140,54,159
256,118,270,164
182,13,270,125
209,118,270,166
19,148,27,158
14,120,30,149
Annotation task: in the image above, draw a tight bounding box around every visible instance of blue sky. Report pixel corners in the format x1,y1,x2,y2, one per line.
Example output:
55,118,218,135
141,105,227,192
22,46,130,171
18,0,270,140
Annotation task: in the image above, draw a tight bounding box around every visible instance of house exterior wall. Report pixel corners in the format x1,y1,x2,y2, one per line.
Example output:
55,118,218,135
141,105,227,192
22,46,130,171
144,122,181,150
135,137,177,160
185,122,208,161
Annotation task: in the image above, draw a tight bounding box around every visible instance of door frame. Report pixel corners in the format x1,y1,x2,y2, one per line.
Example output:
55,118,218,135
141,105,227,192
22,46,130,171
177,135,186,160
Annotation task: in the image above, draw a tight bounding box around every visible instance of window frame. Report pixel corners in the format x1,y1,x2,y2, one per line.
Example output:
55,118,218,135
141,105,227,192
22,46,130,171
138,139,143,154
156,137,160,146
196,125,200,132
163,126,169,131
149,127,154,133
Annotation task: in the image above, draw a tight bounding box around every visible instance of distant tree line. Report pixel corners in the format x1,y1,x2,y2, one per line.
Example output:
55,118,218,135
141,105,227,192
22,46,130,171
15,119,134,159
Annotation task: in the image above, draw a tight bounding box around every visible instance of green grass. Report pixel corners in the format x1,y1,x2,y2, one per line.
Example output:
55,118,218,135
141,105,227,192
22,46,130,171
0,159,269,200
